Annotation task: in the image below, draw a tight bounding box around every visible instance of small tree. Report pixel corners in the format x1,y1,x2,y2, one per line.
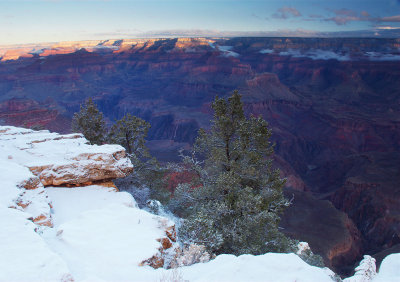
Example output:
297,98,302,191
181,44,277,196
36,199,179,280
109,114,169,201
173,91,293,255
108,113,150,159
72,98,107,145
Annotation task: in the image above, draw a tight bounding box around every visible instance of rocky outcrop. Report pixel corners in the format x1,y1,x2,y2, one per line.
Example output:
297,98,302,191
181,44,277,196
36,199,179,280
29,149,132,186
0,126,133,227
140,221,180,269
140,222,211,270
1,126,133,187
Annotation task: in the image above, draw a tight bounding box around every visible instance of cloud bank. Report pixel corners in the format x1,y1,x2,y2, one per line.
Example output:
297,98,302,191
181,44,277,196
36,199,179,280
273,7,302,19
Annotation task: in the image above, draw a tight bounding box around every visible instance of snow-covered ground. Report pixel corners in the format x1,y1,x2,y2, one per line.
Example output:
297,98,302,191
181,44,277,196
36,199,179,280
1,126,399,282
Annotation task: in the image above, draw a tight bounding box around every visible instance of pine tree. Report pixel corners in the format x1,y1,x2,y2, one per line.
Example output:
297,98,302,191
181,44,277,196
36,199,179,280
174,91,293,255
72,98,107,145
108,114,169,200
108,113,150,159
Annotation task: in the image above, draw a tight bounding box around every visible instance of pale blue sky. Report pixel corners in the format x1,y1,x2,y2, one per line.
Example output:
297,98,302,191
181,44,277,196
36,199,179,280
1,0,399,45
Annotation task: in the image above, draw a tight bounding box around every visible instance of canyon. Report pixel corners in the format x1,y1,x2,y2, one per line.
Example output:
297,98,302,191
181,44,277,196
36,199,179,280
0,37,399,275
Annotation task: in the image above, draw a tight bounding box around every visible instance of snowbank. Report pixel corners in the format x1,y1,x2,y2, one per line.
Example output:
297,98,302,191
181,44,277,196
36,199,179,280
374,253,400,282
176,253,333,282
1,182,339,282
43,186,169,281
0,208,72,282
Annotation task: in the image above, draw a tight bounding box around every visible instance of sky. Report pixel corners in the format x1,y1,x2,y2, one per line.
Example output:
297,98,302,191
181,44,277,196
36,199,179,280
0,0,399,45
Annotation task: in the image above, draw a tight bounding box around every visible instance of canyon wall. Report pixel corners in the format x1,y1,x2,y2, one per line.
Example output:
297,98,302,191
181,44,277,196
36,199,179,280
0,37,399,275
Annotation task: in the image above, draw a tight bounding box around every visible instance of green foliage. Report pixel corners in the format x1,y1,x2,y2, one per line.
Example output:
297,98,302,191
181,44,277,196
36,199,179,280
72,98,107,145
299,249,325,268
173,91,293,255
108,113,170,202
71,102,169,202
108,113,150,158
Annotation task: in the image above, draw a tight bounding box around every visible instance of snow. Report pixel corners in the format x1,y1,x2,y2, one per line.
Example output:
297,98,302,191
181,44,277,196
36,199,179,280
297,241,311,255
1,181,339,282
0,208,72,282
344,255,376,282
18,186,52,222
0,160,31,208
42,185,173,281
45,186,137,225
0,126,128,167
177,253,333,282
374,253,400,282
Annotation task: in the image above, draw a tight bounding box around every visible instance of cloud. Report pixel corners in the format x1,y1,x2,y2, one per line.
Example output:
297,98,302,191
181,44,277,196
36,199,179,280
217,46,239,58
380,15,400,22
276,49,400,62
136,29,322,39
376,26,400,30
308,14,323,19
361,11,370,18
325,8,369,25
272,7,302,19
334,8,357,17
366,52,400,61
134,27,400,39
321,8,400,26
278,49,350,61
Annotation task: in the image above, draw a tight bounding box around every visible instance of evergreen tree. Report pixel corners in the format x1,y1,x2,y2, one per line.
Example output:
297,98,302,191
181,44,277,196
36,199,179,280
72,98,107,145
109,114,169,201
108,113,150,159
173,91,293,255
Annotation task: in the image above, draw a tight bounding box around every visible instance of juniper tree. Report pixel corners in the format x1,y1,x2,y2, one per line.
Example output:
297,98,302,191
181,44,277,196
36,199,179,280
174,91,293,255
72,98,107,145
108,113,150,160
109,114,168,200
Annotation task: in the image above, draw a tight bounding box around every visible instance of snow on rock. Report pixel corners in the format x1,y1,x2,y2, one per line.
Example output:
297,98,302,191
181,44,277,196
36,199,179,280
0,158,52,226
374,253,400,282
0,208,72,282
344,255,376,282
16,186,53,226
0,125,133,227
0,160,34,208
176,253,333,282
0,126,133,187
297,241,311,255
